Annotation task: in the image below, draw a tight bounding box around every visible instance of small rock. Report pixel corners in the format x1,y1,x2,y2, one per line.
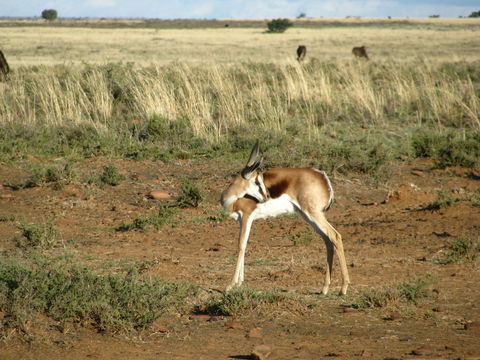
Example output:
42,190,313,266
411,170,424,176
189,314,211,322
151,321,169,333
251,344,272,360
410,345,431,356
225,322,244,330
148,190,171,200
389,312,403,320
432,305,445,312
248,327,263,339
464,321,480,331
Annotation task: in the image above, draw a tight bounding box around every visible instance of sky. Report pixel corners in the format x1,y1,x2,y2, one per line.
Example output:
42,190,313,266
0,0,479,19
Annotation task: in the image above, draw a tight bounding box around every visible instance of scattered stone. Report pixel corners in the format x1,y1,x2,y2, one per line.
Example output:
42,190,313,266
432,305,445,312
248,327,263,339
151,321,169,333
464,321,480,332
411,170,424,176
189,314,211,322
225,322,244,330
251,344,272,360
342,306,356,313
148,190,171,200
385,312,402,321
410,345,431,356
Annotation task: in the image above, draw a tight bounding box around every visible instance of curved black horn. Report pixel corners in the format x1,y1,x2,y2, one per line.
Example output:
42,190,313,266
241,158,263,179
245,141,260,167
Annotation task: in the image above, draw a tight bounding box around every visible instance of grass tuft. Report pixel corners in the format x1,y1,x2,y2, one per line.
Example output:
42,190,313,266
116,205,177,232
197,288,308,316
99,165,125,186
0,253,197,334
353,275,435,310
176,179,204,208
15,220,58,249
435,237,479,264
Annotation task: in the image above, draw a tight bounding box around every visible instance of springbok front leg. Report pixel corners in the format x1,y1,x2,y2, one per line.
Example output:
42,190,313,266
227,210,255,291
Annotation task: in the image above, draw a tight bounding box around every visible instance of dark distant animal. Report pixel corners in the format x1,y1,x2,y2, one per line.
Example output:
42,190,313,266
296,45,307,61
352,46,369,60
0,50,10,79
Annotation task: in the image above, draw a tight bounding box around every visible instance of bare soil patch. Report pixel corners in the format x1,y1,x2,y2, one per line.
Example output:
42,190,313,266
0,158,479,359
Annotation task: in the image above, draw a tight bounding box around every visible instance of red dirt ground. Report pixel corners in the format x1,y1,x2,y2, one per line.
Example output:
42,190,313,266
0,157,479,360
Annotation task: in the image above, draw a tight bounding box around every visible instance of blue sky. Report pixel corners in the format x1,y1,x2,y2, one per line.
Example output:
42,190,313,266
1,0,479,19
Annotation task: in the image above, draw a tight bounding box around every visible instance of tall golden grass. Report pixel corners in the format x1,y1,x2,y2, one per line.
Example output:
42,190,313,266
1,60,478,144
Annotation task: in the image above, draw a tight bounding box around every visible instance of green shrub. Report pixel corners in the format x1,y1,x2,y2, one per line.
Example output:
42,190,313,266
0,254,196,333
21,163,75,189
199,288,291,316
41,9,58,21
176,180,203,208
435,237,479,264
116,205,176,232
100,165,125,186
16,220,58,249
468,10,480,17
266,18,293,33
423,190,462,210
353,275,434,309
411,131,480,169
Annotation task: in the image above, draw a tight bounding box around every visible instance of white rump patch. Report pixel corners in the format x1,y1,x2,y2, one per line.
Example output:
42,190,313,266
312,168,334,210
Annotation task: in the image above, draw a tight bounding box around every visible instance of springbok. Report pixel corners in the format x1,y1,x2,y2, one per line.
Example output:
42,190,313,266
220,143,350,295
297,45,307,62
352,45,369,60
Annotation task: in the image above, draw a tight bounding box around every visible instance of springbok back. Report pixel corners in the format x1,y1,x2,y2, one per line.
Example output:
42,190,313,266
220,143,350,295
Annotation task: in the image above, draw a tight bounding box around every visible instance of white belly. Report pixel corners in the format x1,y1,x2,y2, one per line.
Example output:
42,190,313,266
253,194,297,220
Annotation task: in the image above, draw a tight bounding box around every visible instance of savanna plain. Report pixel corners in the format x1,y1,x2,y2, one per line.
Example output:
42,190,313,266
0,18,479,359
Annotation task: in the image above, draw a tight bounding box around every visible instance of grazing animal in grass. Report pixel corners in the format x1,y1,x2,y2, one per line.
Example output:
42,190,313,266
352,45,369,60
0,50,10,79
220,142,350,295
297,45,307,61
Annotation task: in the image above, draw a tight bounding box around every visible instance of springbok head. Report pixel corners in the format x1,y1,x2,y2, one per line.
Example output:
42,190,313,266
220,142,269,212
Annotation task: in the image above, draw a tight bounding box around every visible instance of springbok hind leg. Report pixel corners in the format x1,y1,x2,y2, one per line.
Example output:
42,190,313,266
306,211,350,295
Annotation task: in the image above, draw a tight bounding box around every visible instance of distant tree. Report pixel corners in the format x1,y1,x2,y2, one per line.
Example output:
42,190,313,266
429,14,440,18
468,10,480,17
297,12,306,19
267,18,293,33
41,9,58,21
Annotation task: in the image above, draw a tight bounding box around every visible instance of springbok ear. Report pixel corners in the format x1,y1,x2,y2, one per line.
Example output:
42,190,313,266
245,141,260,167
241,158,263,179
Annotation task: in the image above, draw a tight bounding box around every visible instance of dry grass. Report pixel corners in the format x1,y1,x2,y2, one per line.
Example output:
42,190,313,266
0,18,479,66
1,60,479,145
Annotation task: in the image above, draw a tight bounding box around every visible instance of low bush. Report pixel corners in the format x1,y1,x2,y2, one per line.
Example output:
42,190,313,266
266,18,293,33
353,275,435,309
0,254,196,333
116,205,177,232
434,237,479,264
198,288,298,316
16,220,58,249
